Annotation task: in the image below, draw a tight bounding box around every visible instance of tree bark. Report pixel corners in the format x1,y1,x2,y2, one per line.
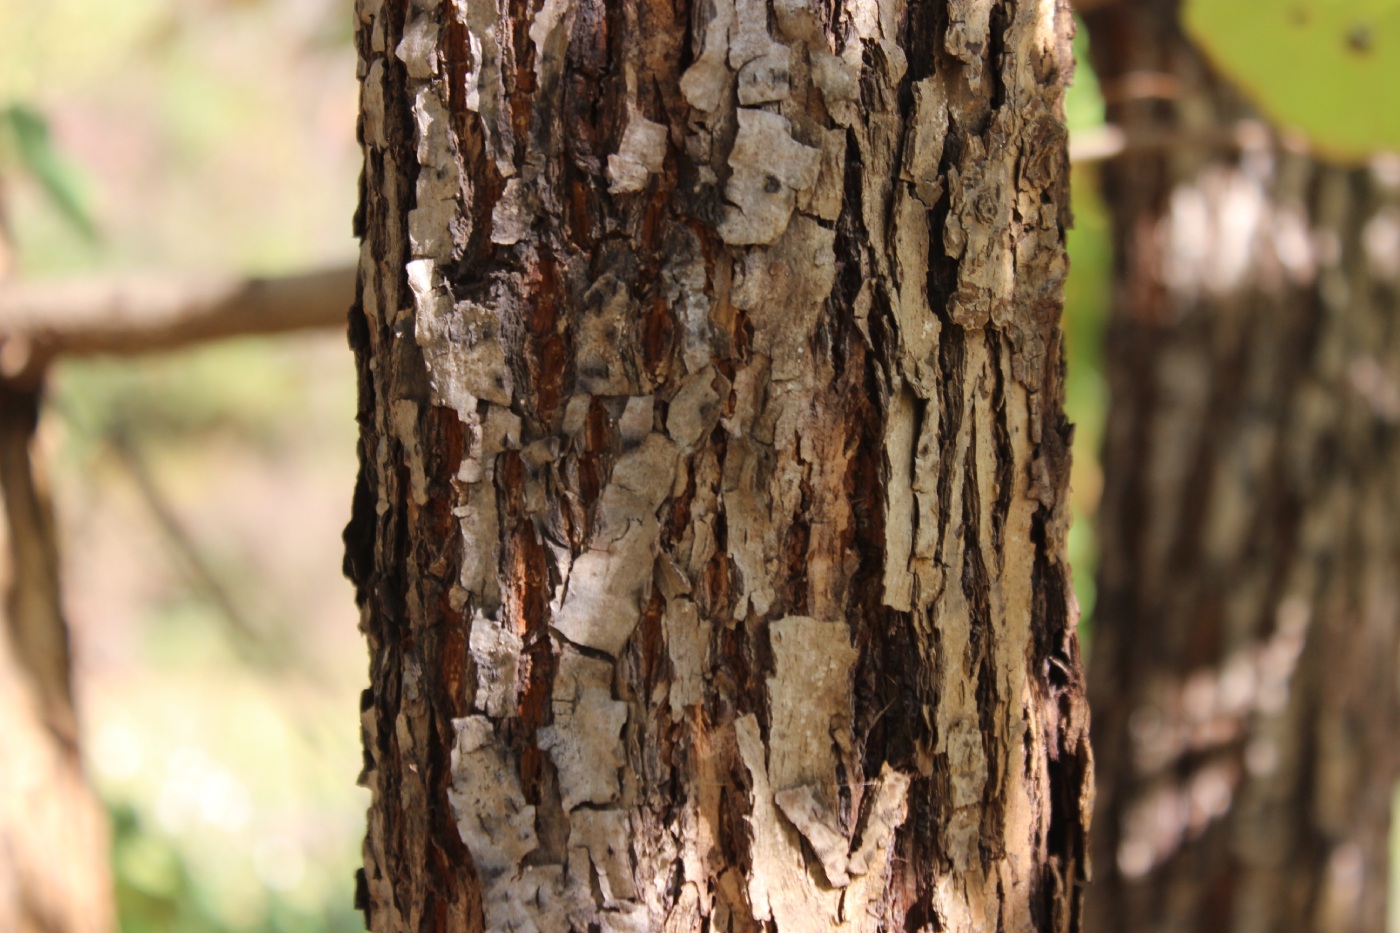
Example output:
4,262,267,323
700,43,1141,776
1082,3,1400,931
345,1,1091,930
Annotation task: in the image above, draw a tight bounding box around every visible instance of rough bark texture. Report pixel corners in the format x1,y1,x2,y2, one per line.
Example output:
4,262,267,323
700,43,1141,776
345,0,1091,929
1083,3,1400,932
0,383,115,933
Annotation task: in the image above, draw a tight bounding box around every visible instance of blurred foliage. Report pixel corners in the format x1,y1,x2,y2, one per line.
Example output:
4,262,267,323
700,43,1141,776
0,0,358,278
54,341,320,460
0,104,97,238
111,801,229,933
45,335,365,933
3,0,363,930
1065,20,1111,641
1066,21,1106,136
1185,0,1400,160
104,705,366,933
48,339,366,933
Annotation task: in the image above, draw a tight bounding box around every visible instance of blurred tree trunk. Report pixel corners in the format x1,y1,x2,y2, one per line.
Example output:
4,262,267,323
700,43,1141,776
0,378,115,932
345,0,1092,930
1082,3,1400,931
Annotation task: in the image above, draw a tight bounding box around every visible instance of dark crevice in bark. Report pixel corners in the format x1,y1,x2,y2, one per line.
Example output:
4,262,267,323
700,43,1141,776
934,325,966,557
780,479,812,618
989,330,1012,556
987,1,1010,115
961,420,1004,860
524,249,569,426
901,1,943,84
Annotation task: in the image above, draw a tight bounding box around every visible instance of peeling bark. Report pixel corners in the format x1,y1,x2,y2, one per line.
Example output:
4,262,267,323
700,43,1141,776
1083,3,1400,932
346,0,1090,929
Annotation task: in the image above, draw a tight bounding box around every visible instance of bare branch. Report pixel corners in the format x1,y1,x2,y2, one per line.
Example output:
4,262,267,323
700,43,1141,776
0,264,355,379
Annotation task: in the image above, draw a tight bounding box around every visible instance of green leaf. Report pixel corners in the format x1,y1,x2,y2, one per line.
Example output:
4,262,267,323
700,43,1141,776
1183,0,1400,161
0,103,98,238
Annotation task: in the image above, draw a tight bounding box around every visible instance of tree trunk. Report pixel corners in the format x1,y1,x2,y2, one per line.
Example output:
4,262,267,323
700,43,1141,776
1082,3,1400,931
345,0,1091,929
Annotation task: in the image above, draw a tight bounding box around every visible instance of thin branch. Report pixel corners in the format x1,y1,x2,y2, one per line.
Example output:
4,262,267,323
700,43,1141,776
106,425,267,656
0,264,355,381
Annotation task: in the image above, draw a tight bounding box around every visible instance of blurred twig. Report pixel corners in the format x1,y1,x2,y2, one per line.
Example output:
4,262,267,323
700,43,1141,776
0,264,354,385
105,425,267,656
103,422,340,700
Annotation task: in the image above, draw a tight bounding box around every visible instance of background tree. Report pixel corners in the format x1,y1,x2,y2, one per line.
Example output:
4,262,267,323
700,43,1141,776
1080,1,1400,930
0,382,115,933
0,113,114,933
345,0,1091,929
